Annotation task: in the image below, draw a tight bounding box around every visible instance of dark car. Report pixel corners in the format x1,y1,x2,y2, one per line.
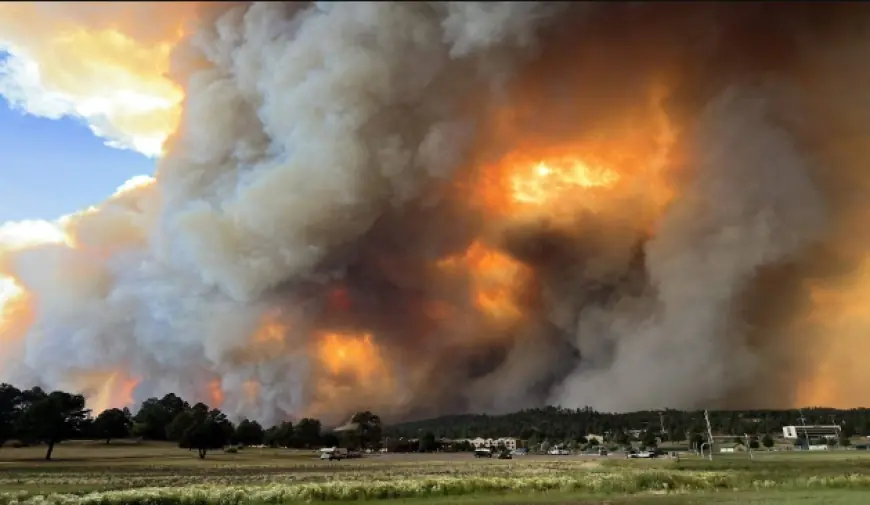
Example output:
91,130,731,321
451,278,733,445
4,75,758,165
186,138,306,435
497,451,512,459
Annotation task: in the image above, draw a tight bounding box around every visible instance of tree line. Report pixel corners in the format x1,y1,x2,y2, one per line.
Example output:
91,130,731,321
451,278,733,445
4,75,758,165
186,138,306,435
0,383,382,460
386,406,870,450
4,381,867,461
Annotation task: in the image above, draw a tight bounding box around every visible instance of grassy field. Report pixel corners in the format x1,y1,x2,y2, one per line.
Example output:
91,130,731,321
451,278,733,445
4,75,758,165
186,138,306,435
2,442,870,504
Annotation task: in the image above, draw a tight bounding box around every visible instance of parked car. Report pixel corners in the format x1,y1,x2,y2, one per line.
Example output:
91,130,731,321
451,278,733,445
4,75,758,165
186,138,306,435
474,448,493,458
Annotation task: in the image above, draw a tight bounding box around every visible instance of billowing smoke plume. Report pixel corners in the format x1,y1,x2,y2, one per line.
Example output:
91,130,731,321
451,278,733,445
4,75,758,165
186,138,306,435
2,2,870,425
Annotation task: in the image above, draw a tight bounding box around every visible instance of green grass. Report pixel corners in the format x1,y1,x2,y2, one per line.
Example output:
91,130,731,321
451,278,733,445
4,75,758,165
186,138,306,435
3,441,870,504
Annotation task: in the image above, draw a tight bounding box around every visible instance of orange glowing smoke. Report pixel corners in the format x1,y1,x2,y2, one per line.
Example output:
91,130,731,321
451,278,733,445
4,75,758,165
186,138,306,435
227,308,289,366
93,372,138,414
509,157,621,206
473,83,677,231
476,151,620,222
242,379,261,403
317,332,390,382
207,379,225,407
307,332,396,417
437,241,533,326
797,258,870,407
0,287,35,376
70,370,138,414
0,221,72,359
253,310,286,346
0,280,26,330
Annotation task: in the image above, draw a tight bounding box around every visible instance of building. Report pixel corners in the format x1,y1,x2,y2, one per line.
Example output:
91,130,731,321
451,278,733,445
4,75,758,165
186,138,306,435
782,425,841,440
465,437,520,451
586,434,605,444
718,442,745,453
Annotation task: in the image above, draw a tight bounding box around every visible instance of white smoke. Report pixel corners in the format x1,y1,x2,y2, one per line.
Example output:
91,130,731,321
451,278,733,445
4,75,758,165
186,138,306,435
1,1,560,424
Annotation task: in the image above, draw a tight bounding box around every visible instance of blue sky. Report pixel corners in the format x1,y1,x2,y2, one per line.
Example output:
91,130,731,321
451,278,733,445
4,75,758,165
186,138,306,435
0,54,155,224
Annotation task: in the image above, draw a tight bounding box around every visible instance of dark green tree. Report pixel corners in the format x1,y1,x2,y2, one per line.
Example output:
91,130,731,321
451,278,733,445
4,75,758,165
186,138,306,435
92,408,132,444
642,429,658,448
419,432,437,452
17,391,90,460
133,394,190,440
762,434,774,448
264,421,293,448
180,408,233,459
0,384,22,448
166,410,196,442
613,430,631,446
349,411,382,450
233,419,264,446
839,432,852,447
322,432,340,448
293,418,322,448
841,423,856,438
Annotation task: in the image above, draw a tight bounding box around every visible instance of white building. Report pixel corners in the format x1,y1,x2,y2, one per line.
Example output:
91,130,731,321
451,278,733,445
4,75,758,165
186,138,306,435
782,425,841,440
586,434,605,444
467,437,519,451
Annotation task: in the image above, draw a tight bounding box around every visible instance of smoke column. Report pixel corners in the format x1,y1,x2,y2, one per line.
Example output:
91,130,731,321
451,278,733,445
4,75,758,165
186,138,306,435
1,2,870,425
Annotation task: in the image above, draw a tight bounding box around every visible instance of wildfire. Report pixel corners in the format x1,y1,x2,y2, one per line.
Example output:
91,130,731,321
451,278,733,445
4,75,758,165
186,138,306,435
510,157,621,205
437,240,533,326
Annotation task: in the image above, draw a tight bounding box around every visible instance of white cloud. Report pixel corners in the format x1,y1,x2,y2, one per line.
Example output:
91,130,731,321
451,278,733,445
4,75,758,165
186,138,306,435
0,47,171,158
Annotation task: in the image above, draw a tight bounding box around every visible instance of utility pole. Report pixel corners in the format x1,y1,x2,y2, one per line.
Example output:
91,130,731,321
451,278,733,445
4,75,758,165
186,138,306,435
704,410,715,461
659,411,666,440
744,433,754,460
